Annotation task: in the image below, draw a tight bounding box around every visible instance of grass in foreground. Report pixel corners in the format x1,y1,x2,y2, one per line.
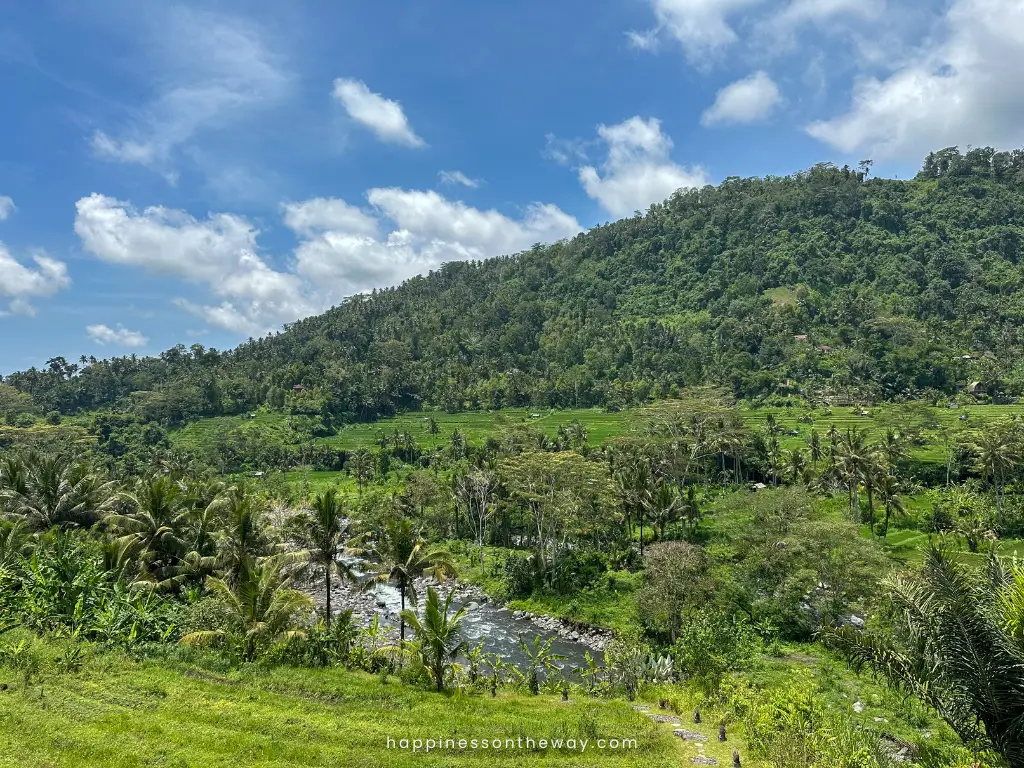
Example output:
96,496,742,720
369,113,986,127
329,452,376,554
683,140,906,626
0,636,692,768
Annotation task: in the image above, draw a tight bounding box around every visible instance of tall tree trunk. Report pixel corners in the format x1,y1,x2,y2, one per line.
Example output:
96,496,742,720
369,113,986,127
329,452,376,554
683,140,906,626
325,571,332,628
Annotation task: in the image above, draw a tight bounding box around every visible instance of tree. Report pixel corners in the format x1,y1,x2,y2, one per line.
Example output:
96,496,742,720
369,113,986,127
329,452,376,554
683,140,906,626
180,555,313,662
288,489,361,627
877,473,906,540
349,449,375,496
824,548,1024,765
364,518,456,641
0,453,116,532
972,422,1019,521
808,429,822,472
108,475,190,585
644,482,682,541
400,586,467,692
637,541,712,642
215,485,274,584
519,634,566,695
452,468,496,570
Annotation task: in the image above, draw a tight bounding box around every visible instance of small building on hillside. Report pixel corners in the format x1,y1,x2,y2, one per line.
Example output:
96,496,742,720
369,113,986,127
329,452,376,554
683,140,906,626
966,381,986,396
292,384,307,393
794,334,809,342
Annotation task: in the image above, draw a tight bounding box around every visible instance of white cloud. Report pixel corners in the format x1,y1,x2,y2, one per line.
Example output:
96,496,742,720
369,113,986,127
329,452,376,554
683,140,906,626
0,196,15,220
576,117,709,217
807,0,1024,159
90,7,288,178
438,170,480,188
291,189,581,295
332,78,425,148
631,0,765,63
75,189,581,335
74,193,312,335
281,198,380,239
0,244,71,317
701,71,783,126
86,324,149,348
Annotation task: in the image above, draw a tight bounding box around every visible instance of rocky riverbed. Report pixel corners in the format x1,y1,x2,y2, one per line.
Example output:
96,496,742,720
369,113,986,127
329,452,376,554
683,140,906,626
301,569,613,663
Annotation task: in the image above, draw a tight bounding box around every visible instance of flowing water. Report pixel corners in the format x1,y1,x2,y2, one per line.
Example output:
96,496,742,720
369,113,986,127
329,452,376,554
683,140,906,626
340,556,594,670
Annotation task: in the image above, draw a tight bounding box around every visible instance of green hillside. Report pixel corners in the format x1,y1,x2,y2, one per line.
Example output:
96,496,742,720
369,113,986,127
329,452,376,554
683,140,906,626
6,146,1024,427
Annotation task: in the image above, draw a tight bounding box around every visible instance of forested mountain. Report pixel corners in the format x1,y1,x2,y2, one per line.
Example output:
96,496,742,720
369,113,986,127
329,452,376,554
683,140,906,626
7,145,1024,423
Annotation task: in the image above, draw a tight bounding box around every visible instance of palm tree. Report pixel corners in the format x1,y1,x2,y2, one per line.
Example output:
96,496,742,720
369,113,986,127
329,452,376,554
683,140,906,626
616,459,651,555
1,453,116,531
877,473,906,541
108,475,190,584
180,555,313,661
879,428,908,472
766,435,781,487
400,586,467,692
427,417,440,449
287,489,362,627
350,449,374,496
823,548,1024,765
808,429,822,472
784,448,809,485
216,485,274,584
680,486,702,540
836,428,868,518
645,482,681,541
972,423,1019,522
364,519,457,641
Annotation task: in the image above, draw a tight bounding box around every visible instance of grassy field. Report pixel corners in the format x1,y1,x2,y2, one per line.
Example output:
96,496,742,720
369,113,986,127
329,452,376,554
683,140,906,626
321,409,629,451
0,635,717,768
168,402,1024,469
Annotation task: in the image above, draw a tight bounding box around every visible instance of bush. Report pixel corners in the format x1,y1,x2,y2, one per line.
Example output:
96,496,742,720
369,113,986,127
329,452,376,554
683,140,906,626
671,611,758,693
499,552,535,600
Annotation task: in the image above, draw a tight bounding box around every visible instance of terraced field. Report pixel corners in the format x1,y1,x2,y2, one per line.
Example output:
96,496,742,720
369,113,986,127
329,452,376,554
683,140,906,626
167,402,1024,469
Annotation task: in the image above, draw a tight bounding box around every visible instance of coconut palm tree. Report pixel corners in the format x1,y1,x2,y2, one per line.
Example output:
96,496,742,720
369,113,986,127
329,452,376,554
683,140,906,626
107,475,190,584
808,429,822,472
287,488,362,627
364,518,456,641
823,548,1024,765
878,473,906,540
1,453,116,531
180,554,313,661
400,586,467,692
216,485,275,584
645,482,682,541
972,423,1019,522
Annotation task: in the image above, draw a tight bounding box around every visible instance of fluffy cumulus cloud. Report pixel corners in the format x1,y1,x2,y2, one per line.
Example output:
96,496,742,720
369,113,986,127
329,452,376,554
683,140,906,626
74,189,580,335
332,78,425,148
291,189,581,294
0,244,71,317
577,117,709,217
74,193,312,335
0,196,15,220
806,0,1024,159
702,71,783,126
91,7,288,178
86,324,149,348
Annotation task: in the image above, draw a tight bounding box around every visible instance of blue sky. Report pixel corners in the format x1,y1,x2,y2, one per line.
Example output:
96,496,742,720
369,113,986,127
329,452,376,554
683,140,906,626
2,0,1023,373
